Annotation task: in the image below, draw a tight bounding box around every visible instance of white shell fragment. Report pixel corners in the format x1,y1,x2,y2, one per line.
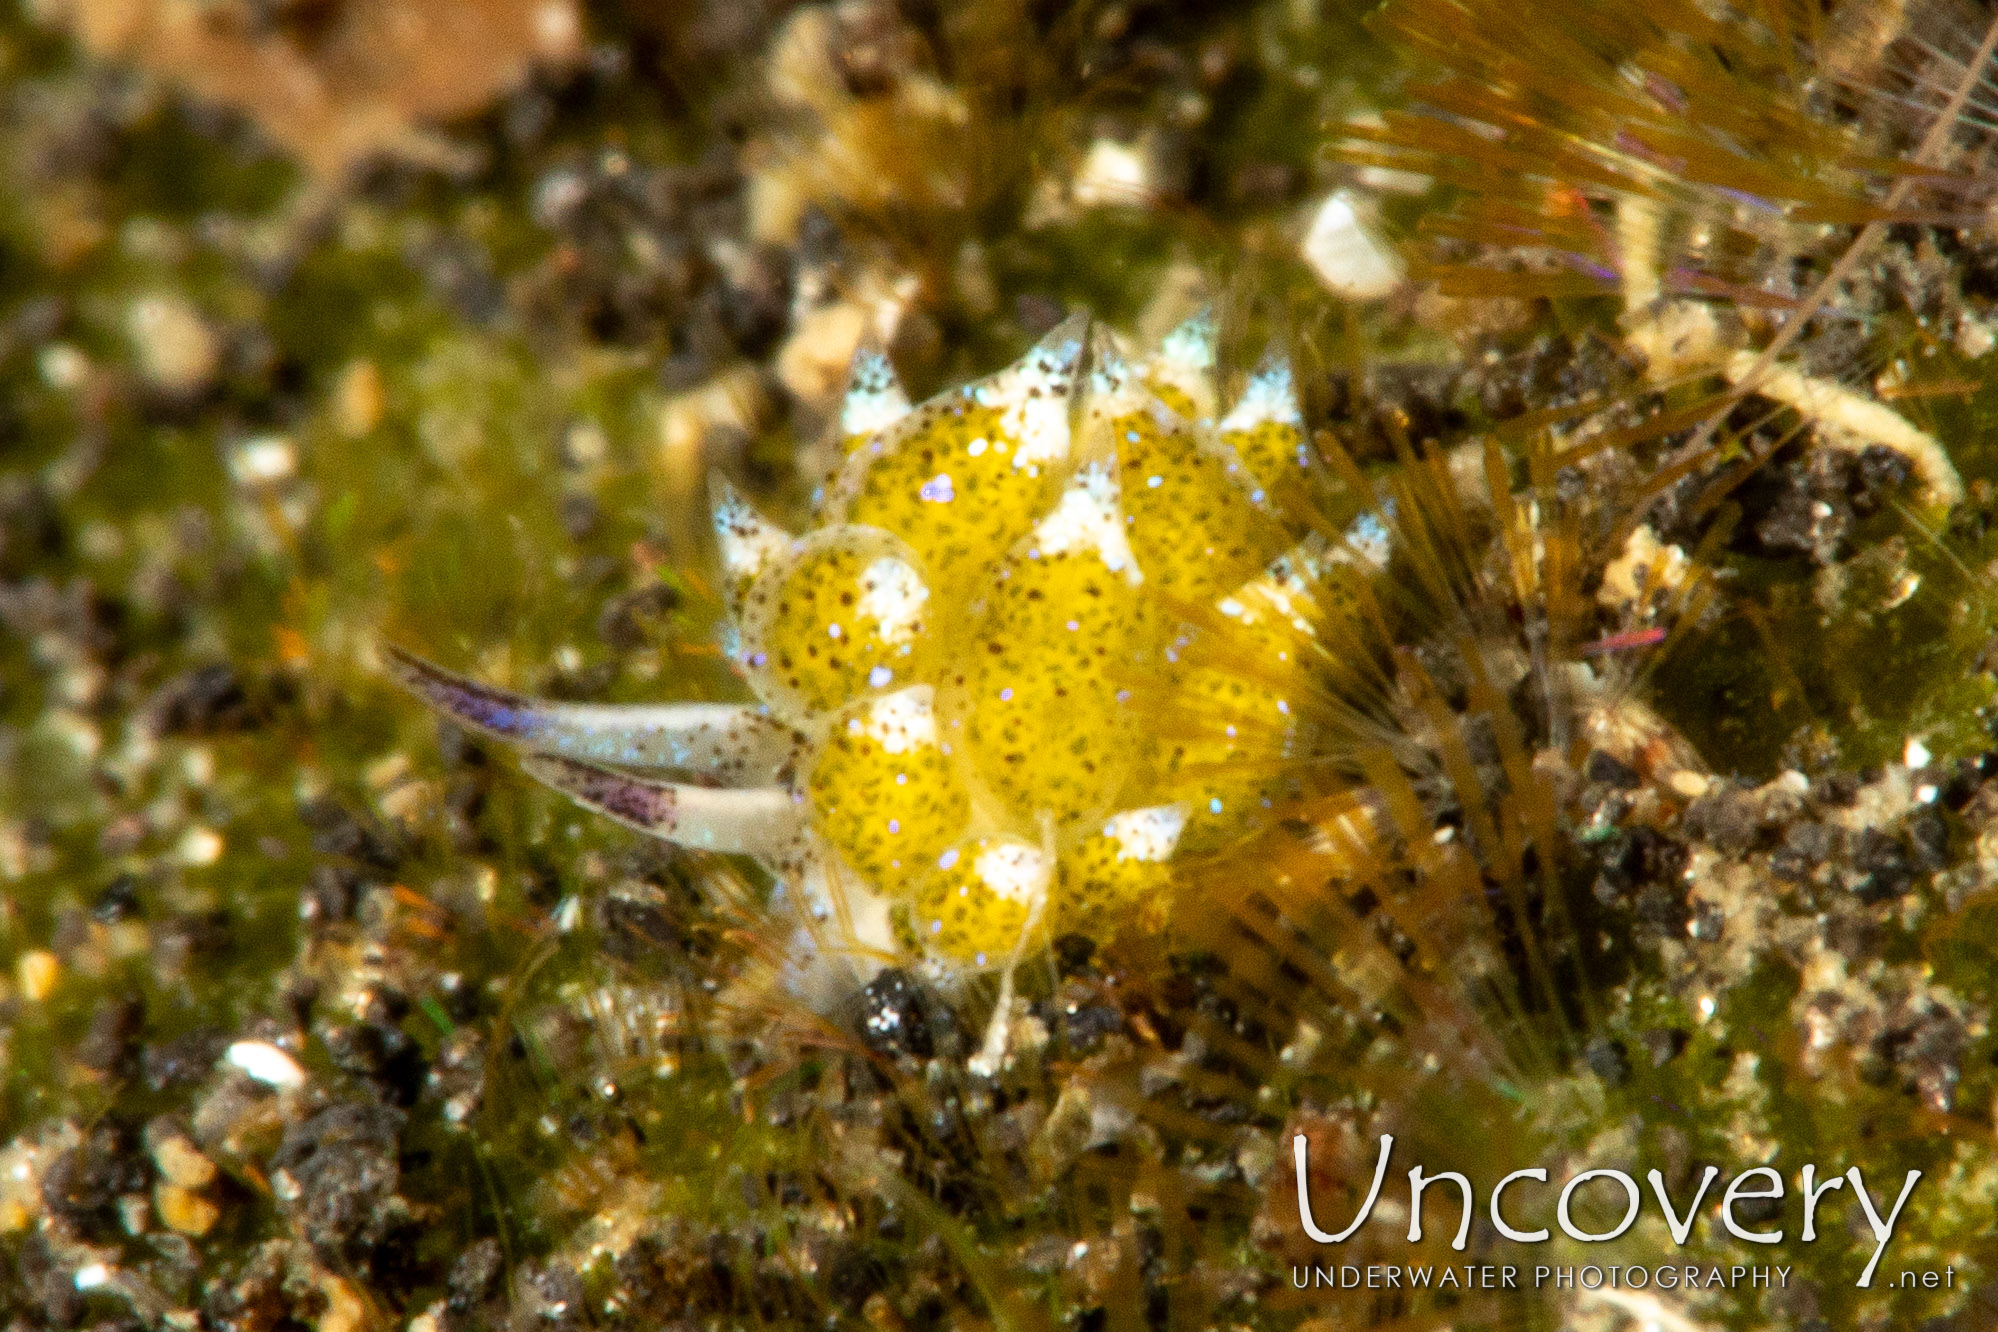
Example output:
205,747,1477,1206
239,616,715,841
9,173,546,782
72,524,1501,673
127,293,219,395
225,1040,307,1090
1073,138,1152,209
1301,190,1404,300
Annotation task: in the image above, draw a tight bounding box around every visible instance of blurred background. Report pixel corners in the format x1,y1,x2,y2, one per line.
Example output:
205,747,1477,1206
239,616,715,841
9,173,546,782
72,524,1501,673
5,2,1998,1330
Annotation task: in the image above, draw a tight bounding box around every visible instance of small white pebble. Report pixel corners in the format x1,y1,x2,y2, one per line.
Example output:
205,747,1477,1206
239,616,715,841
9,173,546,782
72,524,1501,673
1958,312,1997,359
78,521,124,562
126,294,219,395
45,710,101,761
16,950,59,1002
177,826,224,867
230,436,297,486
226,1040,306,1090
151,1134,216,1190
1904,737,1932,769
1668,770,1710,799
73,1263,111,1291
365,752,412,791
38,344,88,390
533,0,578,53
562,419,608,467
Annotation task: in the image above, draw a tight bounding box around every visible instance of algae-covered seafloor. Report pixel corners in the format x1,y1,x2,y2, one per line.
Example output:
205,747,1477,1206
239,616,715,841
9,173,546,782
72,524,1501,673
4,0,1998,1329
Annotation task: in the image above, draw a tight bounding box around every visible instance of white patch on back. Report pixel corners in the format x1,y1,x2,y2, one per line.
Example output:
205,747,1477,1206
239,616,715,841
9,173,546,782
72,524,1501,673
858,556,929,642
1103,804,1188,862
974,841,1053,903
863,686,939,754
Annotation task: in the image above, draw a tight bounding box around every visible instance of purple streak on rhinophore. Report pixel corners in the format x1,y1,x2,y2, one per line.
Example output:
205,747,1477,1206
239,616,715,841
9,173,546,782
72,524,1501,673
381,645,804,782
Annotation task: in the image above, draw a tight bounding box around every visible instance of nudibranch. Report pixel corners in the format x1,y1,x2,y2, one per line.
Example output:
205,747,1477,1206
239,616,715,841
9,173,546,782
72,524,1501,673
388,312,1329,977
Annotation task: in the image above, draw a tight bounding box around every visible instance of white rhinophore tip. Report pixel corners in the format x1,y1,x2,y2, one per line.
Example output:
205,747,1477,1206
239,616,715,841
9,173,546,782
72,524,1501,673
1156,309,1216,379
975,313,1086,469
709,474,792,589
842,347,911,440
1144,309,1219,420
1220,354,1302,432
1089,342,1138,402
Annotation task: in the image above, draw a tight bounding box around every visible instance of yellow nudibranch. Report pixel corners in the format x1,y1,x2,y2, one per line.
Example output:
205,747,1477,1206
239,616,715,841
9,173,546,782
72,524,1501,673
389,313,1329,974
